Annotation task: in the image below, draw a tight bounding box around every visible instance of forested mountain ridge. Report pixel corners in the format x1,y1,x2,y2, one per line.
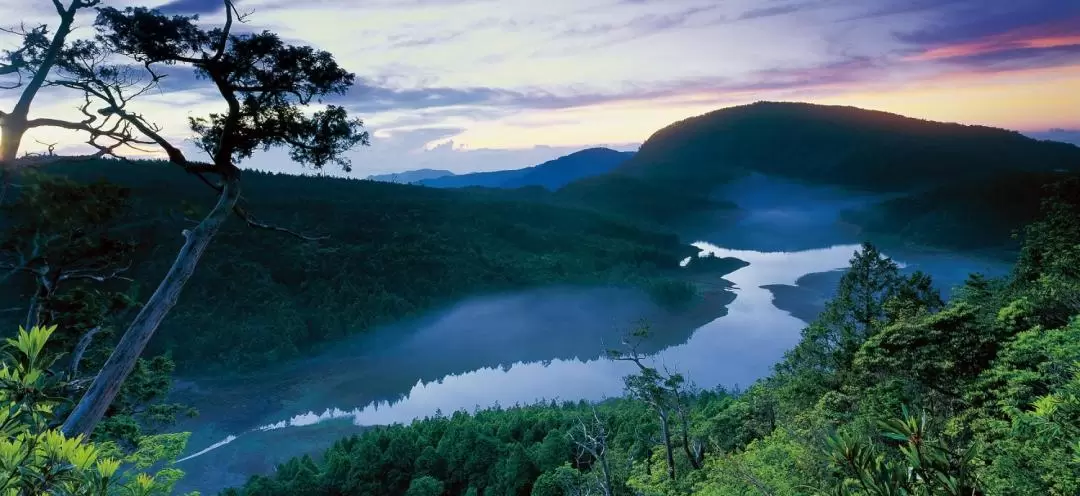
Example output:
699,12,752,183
420,148,634,190
619,101,1078,189
559,102,1080,249
1,159,707,372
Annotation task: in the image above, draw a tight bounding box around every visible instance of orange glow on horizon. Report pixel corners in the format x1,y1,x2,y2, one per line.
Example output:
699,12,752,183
910,35,1080,61
907,17,1080,61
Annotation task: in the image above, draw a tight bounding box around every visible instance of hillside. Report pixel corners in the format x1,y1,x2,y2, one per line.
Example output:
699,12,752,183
419,147,634,190
1,160,699,371
616,101,1078,190
842,170,1080,250
226,187,1080,496
365,168,455,183
561,102,1080,247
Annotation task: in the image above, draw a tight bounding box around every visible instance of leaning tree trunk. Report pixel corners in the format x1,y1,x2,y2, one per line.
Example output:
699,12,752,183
61,176,240,438
0,122,27,207
658,410,676,481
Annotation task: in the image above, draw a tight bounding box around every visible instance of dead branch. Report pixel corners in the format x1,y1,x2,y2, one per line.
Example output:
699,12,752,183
234,205,328,241
68,325,102,379
58,263,132,283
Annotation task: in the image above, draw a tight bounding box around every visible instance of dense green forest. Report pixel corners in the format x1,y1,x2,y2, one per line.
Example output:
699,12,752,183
1,160,704,371
224,180,1080,495
555,102,1080,250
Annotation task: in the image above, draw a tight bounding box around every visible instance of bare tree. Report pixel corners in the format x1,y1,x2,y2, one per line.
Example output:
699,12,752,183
568,407,614,496
609,324,709,484
58,1,369,438
609,326,678,481
663,367,704,470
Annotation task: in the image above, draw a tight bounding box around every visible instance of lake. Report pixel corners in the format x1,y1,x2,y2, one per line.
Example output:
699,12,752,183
170,177,1013,493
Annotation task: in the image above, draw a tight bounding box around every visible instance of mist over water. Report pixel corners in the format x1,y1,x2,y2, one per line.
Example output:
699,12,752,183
171,176,1012,494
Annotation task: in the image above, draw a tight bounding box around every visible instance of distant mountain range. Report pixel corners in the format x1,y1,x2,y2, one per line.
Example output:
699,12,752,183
365,168,455,183
367,148,635,190
359,102,1078,252
1026,128,1080,146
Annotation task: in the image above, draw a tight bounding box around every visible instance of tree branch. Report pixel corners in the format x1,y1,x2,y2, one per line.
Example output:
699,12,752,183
58,263,131,283
68,326,102,379
233,205,328,241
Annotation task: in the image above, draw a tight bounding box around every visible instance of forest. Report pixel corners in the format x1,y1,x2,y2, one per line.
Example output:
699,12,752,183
1,160,704,371
223,180,1080,495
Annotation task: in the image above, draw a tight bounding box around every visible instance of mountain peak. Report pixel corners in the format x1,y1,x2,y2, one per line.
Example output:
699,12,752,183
419,147,635,190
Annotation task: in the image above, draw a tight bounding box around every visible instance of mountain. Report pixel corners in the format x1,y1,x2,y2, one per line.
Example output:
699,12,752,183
419,147,634,190
1026,128,1080,146
559,102,1080,248
365,168,455,183
604,101,1077,192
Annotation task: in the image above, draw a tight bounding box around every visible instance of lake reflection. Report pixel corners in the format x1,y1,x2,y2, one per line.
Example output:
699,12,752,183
172,243,873,493
258,244,867,429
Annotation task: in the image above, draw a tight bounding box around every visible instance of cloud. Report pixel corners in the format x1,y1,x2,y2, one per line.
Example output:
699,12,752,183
337,54,888,116
157,0,228,14
387,31,466,48
5,0,1080,175
737,2,819,21
245,126,640,176
550,3,726,52
903,16,1080,61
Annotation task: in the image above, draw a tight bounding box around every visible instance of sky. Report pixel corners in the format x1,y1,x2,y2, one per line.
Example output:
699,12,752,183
1,0,1079,176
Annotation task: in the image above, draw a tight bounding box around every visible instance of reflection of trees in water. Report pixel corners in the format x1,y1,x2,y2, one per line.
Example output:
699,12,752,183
175,285,734,432
170,285,736,494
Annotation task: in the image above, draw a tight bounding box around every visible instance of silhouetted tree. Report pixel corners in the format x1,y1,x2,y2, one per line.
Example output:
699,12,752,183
59,0,369,438
0,0,162,206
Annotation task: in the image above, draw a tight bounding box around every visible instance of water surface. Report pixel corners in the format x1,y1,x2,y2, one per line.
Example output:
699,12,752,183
171,177,1013,493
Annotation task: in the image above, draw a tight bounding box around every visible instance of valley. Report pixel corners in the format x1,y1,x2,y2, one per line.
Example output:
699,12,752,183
167,176,1011,493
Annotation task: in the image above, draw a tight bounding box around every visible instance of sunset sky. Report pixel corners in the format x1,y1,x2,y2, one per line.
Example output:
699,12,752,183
2,0,1079,175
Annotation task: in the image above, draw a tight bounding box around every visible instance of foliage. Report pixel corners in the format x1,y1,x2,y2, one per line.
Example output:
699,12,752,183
0,325,192,495
0,172,195,449
825,407,980,496
225,181,1080,496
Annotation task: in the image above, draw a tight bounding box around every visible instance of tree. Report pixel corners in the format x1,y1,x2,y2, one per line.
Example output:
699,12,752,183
609,325,679,481
59,0,369,438
825,407,982,496
0,0,156,205
404,475,444,496
0,172,136,336
568,408,614,496
774,243,936,411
